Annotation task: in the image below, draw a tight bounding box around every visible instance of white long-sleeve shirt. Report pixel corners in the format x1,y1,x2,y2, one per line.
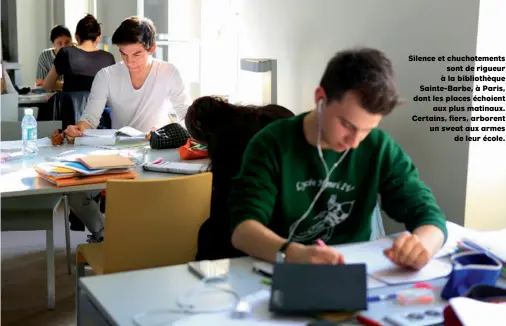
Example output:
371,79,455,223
79,58,189,132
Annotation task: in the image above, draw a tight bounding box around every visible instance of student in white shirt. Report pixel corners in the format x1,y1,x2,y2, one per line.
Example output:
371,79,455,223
63,16,190,242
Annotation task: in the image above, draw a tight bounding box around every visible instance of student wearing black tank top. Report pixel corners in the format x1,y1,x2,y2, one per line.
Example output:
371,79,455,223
43,14,115,92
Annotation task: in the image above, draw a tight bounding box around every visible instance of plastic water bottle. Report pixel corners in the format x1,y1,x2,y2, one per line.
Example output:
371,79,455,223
21,108,38,157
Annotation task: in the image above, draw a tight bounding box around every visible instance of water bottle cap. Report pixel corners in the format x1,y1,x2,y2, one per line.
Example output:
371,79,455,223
24,108,33,115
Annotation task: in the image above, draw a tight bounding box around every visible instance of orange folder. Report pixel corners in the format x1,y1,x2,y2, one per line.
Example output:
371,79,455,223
36,170,138,187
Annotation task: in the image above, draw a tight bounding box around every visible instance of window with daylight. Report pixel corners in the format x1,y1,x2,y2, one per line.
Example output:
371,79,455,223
138,0,201,100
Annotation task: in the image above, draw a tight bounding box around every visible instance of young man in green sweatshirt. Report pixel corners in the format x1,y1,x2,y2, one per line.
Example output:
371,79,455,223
229,47,447,270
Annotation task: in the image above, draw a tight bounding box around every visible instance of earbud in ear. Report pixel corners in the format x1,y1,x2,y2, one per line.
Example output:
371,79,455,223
317,98,325,113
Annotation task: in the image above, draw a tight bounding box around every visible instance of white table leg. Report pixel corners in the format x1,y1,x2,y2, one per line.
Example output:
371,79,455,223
46,228,55,309
63,194,72,275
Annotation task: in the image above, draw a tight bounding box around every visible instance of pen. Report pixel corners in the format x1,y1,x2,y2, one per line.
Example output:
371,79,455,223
356,314,384,326
150,157,163,164
367,293,397,302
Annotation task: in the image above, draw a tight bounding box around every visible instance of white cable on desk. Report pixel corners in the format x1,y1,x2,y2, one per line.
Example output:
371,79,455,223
132,276,241,326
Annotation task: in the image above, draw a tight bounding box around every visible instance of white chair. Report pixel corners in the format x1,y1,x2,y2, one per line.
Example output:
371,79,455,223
0,92,19,121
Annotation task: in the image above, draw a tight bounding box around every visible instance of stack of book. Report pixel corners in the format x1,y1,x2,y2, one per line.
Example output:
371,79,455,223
35,154,137,187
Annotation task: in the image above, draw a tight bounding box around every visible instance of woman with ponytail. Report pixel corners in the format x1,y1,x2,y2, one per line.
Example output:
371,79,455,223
43,14,115,92
185,96,294,260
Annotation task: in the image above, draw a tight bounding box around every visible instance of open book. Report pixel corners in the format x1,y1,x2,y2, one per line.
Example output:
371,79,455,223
75,127,148,146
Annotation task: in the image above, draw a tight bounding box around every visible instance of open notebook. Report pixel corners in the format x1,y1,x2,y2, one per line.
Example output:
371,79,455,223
332,237,452,285
75,127,148,146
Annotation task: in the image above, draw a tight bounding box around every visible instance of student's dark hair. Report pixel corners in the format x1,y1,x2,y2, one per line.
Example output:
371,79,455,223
319,47,400,115
75,14,101,43
50,25,71,43
185,96,293,175
112,16,156,51
185,96,293,159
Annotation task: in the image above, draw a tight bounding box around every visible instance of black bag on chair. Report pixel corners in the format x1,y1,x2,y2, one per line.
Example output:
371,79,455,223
149,123,191,149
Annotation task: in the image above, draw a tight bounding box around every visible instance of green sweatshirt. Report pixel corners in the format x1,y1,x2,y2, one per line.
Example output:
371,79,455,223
229,112,447,246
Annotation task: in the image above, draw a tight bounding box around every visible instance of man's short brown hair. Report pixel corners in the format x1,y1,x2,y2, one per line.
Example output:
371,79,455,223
320,47,400,115
112,16,156,51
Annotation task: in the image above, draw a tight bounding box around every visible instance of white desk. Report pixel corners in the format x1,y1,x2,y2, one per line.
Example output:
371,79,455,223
1,144,209,198
77,255,506,326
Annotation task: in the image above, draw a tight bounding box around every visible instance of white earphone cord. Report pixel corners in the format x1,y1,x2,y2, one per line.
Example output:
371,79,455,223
132,276,241,326
287,99,350,243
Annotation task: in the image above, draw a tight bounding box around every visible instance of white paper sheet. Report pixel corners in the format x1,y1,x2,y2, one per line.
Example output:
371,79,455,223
366,276,388,289
371,258,452,285
449,297,506,326
332,237,395,274
332,237,452,285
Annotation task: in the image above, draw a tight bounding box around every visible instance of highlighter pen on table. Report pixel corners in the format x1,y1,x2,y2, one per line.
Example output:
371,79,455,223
261,279,271,286
150,157,164,164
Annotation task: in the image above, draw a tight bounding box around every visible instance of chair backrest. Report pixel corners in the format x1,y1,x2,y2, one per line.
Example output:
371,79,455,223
102,172,213,274
1,120,62,140
51,91,90,129
0,93,19,121
46,91,111,129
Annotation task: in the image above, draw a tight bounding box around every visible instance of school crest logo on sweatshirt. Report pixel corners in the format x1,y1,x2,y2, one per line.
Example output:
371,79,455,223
290,194,355,242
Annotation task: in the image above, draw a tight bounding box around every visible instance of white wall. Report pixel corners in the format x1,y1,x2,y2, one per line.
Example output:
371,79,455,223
464,0,506,230
96,0,138,60
200,0,481,232
16,0,52,85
